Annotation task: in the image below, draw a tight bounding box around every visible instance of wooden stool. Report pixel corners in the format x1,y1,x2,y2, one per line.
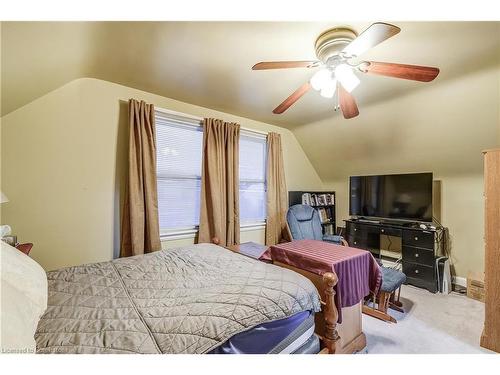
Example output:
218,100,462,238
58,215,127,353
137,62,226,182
363,267,406,323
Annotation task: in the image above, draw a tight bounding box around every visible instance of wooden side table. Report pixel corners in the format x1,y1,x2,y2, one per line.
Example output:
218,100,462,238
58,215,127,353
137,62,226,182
15,243,33,256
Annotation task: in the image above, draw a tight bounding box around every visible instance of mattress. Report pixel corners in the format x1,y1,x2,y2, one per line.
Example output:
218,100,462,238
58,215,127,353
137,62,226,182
291,332,320,354
209,310,316,354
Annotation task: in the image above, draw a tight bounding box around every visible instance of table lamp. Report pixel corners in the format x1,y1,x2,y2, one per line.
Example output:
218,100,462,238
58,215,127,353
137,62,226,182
0,191,9,204
1,191,12,239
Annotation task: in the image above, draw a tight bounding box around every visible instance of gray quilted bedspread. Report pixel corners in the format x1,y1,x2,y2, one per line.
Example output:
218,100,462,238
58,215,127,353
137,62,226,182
35,243,321,354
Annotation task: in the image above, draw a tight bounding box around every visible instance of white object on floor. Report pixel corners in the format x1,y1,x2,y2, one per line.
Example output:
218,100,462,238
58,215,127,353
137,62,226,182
362,284,492,354
436,257,452,294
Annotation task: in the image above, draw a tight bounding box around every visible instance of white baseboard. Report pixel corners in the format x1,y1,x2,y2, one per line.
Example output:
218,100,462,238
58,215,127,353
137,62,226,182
452,276,467,288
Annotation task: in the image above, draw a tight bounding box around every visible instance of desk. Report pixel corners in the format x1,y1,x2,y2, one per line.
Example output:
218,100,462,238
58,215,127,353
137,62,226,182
345,219,442,293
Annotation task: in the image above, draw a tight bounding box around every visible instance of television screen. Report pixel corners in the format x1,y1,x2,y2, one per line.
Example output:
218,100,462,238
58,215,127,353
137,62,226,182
349,173,433,222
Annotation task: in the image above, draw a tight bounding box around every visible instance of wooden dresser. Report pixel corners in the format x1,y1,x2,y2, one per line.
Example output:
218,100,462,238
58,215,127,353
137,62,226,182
480,149,500,353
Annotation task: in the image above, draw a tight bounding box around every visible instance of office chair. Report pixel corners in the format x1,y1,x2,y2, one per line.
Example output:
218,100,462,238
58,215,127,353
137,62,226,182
286,204,347,245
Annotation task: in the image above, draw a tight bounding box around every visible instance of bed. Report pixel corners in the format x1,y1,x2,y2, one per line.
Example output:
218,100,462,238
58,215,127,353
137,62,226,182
32,243,323,354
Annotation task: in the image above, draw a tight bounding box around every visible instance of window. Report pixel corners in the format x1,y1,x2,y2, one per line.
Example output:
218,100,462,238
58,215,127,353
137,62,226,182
239,133,267,224
155,110,267,235
155,111,203,234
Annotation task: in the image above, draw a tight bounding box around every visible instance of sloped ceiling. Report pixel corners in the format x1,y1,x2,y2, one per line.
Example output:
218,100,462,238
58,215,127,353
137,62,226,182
2,21,499,129
294,63,500,180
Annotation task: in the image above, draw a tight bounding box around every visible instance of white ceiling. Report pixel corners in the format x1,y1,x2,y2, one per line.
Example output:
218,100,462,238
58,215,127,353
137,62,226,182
2,21,499,128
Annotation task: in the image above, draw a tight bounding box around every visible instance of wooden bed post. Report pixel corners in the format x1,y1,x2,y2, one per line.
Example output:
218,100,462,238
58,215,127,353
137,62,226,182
322,272,340,354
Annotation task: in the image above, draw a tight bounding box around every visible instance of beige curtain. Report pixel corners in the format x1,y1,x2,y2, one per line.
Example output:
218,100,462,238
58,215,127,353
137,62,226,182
265,132,291,245
120,99,161,257
198,118,240,246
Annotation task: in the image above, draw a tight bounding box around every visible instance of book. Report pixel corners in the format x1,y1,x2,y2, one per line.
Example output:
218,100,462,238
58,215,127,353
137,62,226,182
325,194,332,205
236,242,269,259
302,193,312,205
316,195,325,206
318,208,329,223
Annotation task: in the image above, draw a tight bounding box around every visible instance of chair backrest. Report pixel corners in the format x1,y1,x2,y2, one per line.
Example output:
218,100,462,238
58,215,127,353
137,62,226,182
286,204,323,241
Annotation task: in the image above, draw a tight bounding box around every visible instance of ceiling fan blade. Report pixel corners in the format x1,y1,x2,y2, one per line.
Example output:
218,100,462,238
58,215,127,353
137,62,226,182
361,61,440,82
343,22,401,57
252,61,319,70
273,83,311,114
338,85,359,119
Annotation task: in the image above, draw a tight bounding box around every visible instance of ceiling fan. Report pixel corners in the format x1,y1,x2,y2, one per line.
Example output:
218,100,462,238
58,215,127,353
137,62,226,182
252,23,440,119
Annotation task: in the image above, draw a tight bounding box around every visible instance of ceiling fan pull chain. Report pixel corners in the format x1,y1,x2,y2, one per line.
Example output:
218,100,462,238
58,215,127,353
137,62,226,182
334,82,339,111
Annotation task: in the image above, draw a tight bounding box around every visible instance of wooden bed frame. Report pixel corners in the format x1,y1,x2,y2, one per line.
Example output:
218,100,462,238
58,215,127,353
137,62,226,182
274,262,366,354
273,236,366,354
213,238,365,354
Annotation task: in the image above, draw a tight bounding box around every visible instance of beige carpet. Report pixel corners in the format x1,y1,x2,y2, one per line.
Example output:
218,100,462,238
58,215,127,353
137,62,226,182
362,284,493,354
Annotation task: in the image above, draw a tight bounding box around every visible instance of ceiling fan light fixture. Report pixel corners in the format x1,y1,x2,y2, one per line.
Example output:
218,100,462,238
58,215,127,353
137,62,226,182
310,68,332,91
320,79,337,98
334,64,360,93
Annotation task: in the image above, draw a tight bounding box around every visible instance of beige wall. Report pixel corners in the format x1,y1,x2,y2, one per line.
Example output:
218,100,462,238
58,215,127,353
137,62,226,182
1,78,323,271
294,65,500,278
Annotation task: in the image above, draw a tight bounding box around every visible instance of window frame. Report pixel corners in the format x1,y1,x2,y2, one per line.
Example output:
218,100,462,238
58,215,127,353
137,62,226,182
155,111,203,238
154,110,268,239
239,129,268,227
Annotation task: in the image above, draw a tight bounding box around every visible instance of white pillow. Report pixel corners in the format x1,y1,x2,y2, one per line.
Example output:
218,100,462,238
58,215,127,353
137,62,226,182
0,241,48,353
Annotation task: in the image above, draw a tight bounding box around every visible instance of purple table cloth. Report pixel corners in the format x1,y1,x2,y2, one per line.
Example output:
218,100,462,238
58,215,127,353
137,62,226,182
261,240,382,322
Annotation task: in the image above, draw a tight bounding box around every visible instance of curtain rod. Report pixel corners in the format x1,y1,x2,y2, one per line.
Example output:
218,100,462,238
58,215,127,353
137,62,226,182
120,99,269,136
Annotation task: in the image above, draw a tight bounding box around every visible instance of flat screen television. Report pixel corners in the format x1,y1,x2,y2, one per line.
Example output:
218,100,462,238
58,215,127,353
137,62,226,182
349,172,433,223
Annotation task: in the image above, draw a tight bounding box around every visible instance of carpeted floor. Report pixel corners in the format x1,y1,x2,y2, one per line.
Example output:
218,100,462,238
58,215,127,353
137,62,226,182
362,284,493,354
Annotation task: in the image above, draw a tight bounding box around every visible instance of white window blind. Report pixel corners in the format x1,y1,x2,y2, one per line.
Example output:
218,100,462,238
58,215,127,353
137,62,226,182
239,133,267,224
155,111,203,232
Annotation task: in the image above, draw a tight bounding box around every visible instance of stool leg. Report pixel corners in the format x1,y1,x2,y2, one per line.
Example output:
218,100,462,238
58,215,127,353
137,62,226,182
393,287,403,308
379,292,389,313
362,291,397,323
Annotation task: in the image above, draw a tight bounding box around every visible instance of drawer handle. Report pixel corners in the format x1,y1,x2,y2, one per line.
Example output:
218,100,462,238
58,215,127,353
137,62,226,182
354,228,357,232
381,229,385,233
354,241,357,245
415,236,419,241
415,269,419,274
415,253,419,258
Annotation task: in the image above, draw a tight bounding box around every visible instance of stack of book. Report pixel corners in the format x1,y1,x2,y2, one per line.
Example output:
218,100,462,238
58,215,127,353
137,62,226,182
301,193,335,206
317,208,333,223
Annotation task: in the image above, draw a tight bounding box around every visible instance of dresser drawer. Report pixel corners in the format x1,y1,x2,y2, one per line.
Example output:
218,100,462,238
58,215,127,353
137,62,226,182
405,276,438,293
402,230,434,249
347,234,367,249
379,226,402,237
402,246,435,266
347,223,363,235
402,261,435,281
